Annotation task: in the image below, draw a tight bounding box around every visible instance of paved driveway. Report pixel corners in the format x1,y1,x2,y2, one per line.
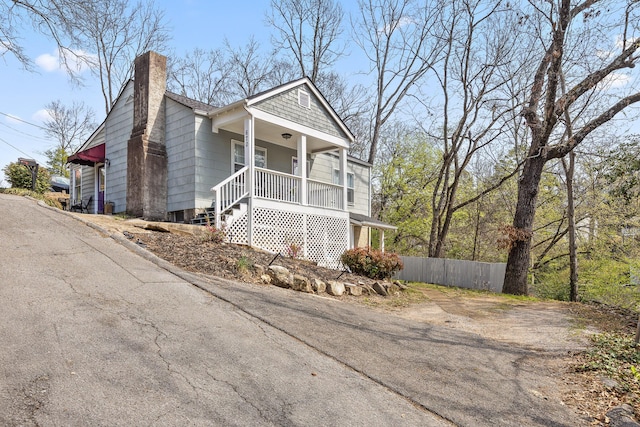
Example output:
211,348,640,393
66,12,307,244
0,194,584,426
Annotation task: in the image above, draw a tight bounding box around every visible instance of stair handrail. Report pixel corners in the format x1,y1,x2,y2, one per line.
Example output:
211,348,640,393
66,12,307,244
210,166,249,228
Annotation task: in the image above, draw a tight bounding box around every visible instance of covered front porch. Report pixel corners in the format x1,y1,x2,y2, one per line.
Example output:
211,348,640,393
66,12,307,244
207,79,354,266
67,141,108,214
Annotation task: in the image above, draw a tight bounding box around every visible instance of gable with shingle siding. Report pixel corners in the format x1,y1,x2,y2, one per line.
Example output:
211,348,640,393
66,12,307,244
252,84,347,139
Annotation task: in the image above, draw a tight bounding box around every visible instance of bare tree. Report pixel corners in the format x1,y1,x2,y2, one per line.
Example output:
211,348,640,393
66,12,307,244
1,1,32,66
168,38,289,106
354,0,442,164
168,48,234,106
267,0,369,141
503,0,640,295
5,0,169,109
4,0,84,72
562,151,579,301
226,37,283,99
69,0,170,114
419,0,527,258
267,0,345,82
42,100,95,176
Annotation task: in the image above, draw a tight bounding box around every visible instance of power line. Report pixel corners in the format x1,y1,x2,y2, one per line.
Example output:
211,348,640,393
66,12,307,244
0,136,45,162
0,111,48,131
0,121,50,143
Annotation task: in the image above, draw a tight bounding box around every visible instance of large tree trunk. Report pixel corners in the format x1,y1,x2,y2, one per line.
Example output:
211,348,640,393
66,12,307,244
502,153,546,295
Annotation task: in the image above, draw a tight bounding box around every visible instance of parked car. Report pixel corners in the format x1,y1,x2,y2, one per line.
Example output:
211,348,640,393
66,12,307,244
50,175,70,193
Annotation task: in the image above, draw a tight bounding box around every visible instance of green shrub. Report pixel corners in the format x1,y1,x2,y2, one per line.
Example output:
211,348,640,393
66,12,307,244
0,187,63,209
340,247,404,280
2,162,50,194
236,255,254,274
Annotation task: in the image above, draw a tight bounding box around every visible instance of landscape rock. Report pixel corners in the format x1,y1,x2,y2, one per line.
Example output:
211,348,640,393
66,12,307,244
260,274,271,285
387,282,401,295
360,284,375,295
394,280,408,290
138,222,171,232
344,283,363,296
326,281,345,296
254,264,266,276
268,265,293,288
311,278,326,294
292,275,313,293
372,282,388,296
606,404,640,427
600,376,621,390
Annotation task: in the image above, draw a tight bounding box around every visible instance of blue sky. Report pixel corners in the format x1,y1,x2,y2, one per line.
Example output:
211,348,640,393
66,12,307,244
0,1,363,185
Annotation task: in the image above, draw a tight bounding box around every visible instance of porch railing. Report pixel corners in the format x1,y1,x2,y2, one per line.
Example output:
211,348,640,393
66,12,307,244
307,179,343,210
255,167,301,204
210,166,249,228
211,168,345,224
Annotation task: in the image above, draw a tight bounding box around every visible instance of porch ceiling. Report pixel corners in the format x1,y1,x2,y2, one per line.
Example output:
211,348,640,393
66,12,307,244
213,114,344,153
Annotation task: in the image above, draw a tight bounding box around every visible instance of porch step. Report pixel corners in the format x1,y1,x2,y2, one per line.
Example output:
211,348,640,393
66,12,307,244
189,203,247,226
190,207,216,225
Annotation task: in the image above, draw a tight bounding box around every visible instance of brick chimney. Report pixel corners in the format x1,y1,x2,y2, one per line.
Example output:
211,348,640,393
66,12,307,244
126,51,168,220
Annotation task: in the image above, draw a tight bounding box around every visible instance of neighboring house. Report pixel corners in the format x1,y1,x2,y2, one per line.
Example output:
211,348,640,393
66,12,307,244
68,51,395,267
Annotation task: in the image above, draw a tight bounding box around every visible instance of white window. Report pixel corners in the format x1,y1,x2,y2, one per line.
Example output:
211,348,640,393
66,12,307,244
232,141,266,173
347,172,355,205
298,89,310,108
254,147,267,169
73,168,82,201
333,169,354,205
292,157,310,176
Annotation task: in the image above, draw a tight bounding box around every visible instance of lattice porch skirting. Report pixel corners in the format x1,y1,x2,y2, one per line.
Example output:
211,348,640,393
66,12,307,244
225,206,348,268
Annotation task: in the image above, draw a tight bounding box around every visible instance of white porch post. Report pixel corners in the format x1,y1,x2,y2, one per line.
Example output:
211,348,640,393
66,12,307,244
340,147,349,256
339,148,347,210
94,166,99,214
297,135,307,205
380,229,385,252
244,117,254,246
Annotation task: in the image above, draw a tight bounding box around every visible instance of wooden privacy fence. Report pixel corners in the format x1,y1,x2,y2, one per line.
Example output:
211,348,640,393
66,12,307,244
395,256,506,293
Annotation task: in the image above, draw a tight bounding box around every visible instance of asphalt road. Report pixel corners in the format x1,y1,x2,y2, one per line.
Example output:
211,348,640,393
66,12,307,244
0,194,584,426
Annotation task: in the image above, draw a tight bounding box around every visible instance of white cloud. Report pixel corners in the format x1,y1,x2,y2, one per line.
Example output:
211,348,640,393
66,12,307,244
616,35,639,50
595,35,640,62
35,49,97,74
381,16,414,36
35,53,60,72
3,113,23,125
32,109,53,123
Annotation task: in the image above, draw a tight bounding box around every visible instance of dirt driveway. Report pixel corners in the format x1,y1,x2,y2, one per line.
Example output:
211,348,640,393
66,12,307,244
73,212,594,352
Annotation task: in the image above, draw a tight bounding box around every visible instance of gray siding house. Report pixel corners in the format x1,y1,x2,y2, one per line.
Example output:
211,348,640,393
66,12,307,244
68,51,394,267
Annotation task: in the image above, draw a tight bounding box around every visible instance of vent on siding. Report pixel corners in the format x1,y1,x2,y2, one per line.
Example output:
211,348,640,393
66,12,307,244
298,89,310,108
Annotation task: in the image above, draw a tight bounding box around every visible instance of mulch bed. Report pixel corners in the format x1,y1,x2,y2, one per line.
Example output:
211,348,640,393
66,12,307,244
133,231,382,288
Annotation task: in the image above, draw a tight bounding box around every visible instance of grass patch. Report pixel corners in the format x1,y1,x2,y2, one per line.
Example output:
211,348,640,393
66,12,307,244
362,281,539,310
404,281,538,301
0,187,63,209
236,255,254,274
113,213,135,220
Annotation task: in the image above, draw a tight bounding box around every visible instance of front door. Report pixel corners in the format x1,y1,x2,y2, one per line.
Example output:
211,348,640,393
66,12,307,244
98,166,105,213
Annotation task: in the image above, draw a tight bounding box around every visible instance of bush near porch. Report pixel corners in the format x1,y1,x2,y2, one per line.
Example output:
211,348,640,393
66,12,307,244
340,247,404,280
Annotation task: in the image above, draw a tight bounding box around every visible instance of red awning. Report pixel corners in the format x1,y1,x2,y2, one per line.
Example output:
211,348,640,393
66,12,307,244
67,143,105,166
